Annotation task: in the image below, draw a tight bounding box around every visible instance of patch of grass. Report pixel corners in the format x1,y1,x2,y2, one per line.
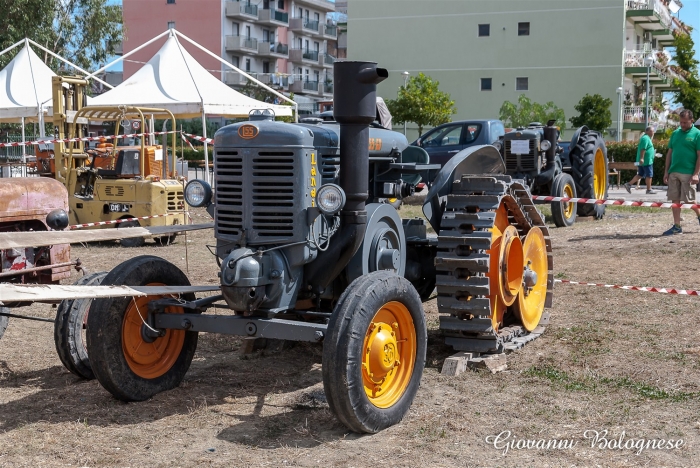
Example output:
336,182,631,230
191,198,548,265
525,364,700,402
606,205,663,214
551,323,613,356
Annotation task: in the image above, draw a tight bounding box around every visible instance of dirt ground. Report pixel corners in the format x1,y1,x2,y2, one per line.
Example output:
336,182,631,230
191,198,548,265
2,205,700,467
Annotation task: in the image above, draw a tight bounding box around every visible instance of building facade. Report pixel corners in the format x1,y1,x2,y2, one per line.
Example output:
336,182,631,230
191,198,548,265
347,0,687,140
122,0,339,114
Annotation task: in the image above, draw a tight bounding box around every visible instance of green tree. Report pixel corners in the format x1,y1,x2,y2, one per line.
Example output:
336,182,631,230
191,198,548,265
0,0,123,71
386,72,456,136
499,94,566,129
240,79,295,122
671,28,700,117
569,93,612,131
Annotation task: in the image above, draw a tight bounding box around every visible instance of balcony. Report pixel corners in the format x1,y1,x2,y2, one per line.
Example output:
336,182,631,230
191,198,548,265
224,71,249,86
322,81,333,95
225,36,258,54
289,18,322,36
290,0,336,12
623,105,679,131
258,42,289,58
289,80,320,95
626,0,671,30
258,8,289,27
323,24,338,38
225,1,259,20
289,48,321,65
322,53,335,68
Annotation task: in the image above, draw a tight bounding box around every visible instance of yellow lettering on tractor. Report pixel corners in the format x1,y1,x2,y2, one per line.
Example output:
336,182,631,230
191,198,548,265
311,166,317,176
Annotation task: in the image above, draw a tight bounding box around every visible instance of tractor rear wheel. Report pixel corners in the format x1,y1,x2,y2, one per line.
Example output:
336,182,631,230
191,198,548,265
0,310,8,341
86,256,197,401
322,270,426,433
54,271,108,379
571,131,608,219
551,173,577,227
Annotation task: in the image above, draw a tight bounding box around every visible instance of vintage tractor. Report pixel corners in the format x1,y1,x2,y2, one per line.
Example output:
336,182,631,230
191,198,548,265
499,122,608,227
84,62,553,433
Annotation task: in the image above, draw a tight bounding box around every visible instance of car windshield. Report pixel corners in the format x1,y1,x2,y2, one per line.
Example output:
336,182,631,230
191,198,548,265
422,125,462,147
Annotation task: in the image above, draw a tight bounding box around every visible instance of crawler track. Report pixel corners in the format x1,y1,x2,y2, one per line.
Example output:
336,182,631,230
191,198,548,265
435,175,553,353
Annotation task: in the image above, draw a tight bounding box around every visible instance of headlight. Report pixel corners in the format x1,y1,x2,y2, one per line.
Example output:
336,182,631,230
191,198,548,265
184,179,213,207
540,140,552,151
492,141,502,151
316,184,346,215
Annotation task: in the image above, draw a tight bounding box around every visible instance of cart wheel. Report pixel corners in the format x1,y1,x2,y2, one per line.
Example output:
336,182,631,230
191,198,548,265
322,270,426,433
54,271,108,379
86,255,197,401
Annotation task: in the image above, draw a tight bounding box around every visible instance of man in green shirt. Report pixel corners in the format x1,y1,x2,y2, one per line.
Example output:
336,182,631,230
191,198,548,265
662,110,700,236
624,126,656,194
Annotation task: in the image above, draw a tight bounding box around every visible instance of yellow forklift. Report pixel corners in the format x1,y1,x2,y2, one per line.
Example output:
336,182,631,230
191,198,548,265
48,76,186,246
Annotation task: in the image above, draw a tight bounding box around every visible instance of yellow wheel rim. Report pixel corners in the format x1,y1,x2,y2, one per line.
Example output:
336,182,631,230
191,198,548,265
498,225,524,307
563,183,575,219
514,228,548,331
362,301,417,408
122,283,186,379
593,148,606,200
486,202,511,330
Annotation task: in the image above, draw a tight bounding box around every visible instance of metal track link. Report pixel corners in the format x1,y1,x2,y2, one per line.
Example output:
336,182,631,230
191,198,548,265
436,175,553,353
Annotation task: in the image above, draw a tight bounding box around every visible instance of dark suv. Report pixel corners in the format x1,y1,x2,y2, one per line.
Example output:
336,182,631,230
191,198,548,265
411,119,505,167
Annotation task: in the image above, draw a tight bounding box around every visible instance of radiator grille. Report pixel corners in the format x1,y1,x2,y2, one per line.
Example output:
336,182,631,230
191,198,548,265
504,140,537,172
215,149,300,243
167,191,184,211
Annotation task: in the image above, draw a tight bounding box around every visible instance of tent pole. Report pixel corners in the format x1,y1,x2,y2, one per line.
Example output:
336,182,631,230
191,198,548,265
21,117,26,177
202,109,209,185
38,104,45,138
0,39,25,59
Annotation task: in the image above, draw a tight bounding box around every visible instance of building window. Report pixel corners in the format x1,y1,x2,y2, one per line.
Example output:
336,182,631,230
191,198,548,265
263,29,271,42
231,56,239,68
167,0,175,4
278,0,284,10
167,21,175,29
480,78,492,91
516,77,528,91
478,24,490,37
245,58,251,72
232,22,239,36
245,25,251,39
263,61,270,74
518,22,530,36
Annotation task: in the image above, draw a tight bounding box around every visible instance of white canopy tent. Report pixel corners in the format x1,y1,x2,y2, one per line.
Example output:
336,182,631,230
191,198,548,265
0,38,112,175
87,29,296,183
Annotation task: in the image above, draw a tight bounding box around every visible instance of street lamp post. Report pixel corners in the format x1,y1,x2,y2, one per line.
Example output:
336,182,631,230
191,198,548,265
402,71,410,135
643,56,654,129
616,86,623,142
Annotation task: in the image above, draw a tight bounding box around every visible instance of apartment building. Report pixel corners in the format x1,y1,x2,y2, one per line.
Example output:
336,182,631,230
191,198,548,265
122,0,338,113
347,0,688,140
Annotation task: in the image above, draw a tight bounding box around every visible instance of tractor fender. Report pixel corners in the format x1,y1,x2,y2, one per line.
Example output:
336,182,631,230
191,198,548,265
422,145,505,234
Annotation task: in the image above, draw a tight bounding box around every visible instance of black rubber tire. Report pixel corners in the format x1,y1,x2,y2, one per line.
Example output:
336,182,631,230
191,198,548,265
0,310,8,341
550,173,577,228
571,130,608,219
118,221,146,248
54,271,108,379
86,255,197,402
322,270,427,433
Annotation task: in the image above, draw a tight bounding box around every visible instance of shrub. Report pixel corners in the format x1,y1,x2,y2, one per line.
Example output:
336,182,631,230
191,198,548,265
605,140,669,186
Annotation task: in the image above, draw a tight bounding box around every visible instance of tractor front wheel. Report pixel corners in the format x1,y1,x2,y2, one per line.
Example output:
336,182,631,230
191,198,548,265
322,270,426,433
86,256,197,401
551,173,577,228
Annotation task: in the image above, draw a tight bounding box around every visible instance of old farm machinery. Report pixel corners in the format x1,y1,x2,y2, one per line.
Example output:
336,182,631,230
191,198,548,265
1,62,553,433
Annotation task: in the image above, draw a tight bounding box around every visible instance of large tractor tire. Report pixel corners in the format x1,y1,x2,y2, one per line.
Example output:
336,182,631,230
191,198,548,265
86,256,197,401
118,220,146,248
551,173,577,227
54,271,108,379
0,310,8,341
322,270,427,434
571,130,608,219
435,176,553,352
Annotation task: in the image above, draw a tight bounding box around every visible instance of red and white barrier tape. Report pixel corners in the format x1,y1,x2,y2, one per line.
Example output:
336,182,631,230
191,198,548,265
0,130,180,149
555,279,700,296
69,213,176,230
533,195,700,211
181,132,214,145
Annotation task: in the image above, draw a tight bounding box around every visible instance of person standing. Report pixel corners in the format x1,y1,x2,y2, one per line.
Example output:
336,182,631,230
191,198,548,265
624,126,657,195
662,110,700,236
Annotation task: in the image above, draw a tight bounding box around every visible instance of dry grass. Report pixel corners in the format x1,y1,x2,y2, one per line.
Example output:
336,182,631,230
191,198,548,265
1,206,700,466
